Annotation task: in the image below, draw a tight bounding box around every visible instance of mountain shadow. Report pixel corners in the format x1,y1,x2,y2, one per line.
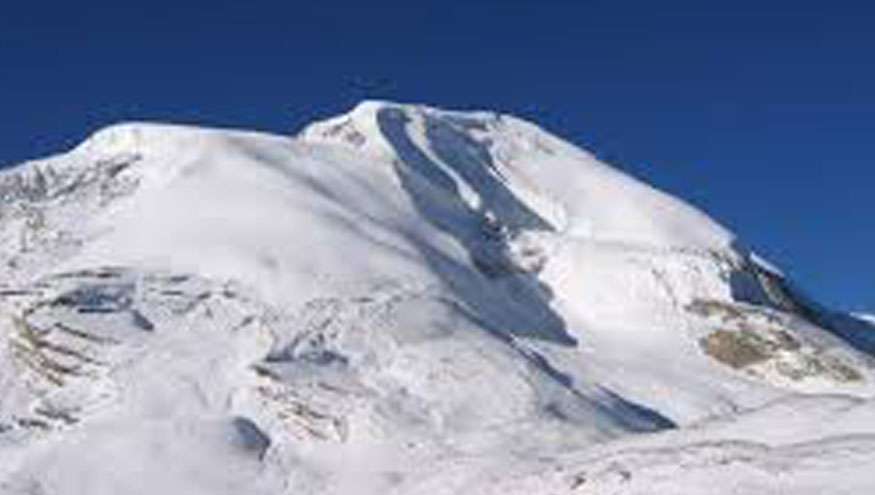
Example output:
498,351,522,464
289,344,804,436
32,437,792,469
376,107,575,347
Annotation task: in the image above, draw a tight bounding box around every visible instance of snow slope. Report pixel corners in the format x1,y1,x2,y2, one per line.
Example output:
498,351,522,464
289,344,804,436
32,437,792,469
0,101,873,494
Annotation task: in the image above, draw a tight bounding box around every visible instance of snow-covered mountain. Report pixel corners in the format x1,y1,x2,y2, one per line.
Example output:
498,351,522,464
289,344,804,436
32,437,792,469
1,101,873,494
855,313,875,325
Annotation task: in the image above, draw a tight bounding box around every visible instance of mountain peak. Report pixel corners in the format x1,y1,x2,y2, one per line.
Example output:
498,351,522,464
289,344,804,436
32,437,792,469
298,100,503,158
301,101,732,250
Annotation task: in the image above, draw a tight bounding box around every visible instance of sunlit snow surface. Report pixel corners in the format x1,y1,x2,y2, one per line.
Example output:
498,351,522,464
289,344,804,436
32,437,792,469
0,101,874,494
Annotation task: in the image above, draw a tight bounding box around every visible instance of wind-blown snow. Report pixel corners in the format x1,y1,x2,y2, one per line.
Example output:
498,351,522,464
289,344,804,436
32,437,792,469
0,101,873,494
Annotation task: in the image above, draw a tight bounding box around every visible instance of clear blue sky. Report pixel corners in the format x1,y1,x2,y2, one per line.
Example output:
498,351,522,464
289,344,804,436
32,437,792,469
1,1,872,312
